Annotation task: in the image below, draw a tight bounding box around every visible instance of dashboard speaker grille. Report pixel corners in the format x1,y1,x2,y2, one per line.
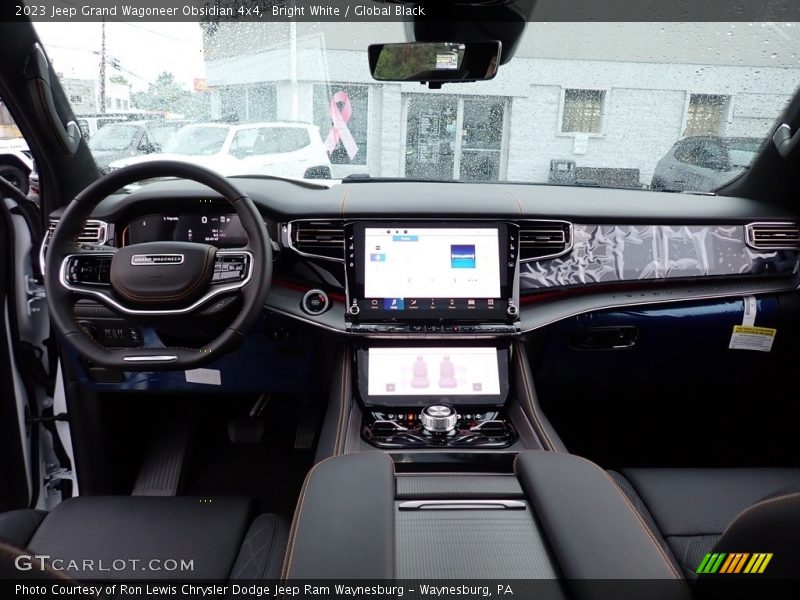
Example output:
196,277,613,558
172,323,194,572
746,222,800,250
518,221,572,261
289,221,345,261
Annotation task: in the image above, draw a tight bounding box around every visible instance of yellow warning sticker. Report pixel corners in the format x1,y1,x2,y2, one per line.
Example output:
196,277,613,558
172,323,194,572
729,326,777,352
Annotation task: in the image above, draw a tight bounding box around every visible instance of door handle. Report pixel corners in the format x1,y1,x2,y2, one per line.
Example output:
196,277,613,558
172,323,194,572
569,326,639,350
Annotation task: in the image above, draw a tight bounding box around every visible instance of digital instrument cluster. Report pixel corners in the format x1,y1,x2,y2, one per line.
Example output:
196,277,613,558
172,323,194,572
125,213,248,247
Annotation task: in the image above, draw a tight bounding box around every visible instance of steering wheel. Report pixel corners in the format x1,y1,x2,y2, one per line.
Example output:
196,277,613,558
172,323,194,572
45,161,272,371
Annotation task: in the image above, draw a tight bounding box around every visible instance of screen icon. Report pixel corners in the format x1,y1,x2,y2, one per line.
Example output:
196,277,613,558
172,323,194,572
370,253,386,262
450,244,477,268
384,298,405,310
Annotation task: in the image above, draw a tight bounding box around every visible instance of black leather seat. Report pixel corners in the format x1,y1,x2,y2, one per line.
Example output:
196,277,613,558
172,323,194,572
609,468,800,580
0,496,287,581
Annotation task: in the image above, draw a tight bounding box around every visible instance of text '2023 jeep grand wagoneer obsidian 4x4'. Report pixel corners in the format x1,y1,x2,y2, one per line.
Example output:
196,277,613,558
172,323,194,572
0,2,799,599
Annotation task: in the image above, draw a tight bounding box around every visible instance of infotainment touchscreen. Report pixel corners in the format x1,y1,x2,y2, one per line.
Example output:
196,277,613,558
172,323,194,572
346,222,518,322
357,346,509,406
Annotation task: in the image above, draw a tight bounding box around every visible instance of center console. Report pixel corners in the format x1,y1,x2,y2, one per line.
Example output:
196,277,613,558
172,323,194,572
342,221,523,450
358,343,517,448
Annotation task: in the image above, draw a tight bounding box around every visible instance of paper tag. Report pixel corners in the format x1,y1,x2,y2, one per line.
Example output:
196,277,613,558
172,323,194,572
728,325,776,352
185,368,221,385
742,295,757,327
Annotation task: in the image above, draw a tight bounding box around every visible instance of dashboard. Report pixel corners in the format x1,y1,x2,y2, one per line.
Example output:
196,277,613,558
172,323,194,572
47,178,800,340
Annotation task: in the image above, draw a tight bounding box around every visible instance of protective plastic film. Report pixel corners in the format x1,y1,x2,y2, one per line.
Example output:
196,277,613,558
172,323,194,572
520,224,800,290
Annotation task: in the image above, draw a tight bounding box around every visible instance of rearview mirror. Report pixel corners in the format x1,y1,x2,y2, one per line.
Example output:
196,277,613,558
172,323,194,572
368,41,501,88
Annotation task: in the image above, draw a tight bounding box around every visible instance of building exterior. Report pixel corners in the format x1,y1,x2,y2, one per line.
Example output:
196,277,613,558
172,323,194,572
202,22,800,184
60,77,132,115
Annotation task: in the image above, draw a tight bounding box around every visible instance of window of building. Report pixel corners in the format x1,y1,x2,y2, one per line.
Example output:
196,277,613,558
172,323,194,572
217,84,276,123
561,89,605,134
313,83,368,165
403,94,508,181
684,94,730,136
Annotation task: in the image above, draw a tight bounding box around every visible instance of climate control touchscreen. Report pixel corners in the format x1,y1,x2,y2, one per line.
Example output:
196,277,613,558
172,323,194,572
368,347,501,397
357,345,510,406
346,222,518,322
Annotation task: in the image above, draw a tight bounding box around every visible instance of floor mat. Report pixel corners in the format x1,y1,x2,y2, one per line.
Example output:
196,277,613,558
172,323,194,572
183,396,316,518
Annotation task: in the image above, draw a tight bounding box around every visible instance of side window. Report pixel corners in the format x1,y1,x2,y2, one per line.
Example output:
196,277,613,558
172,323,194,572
693,142,727,170
675,140,696,163
229,128,258,157
148,125,178,150
253,128,310,154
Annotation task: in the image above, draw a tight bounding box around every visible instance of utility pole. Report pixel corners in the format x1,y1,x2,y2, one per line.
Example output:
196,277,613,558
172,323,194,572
99,20,106,113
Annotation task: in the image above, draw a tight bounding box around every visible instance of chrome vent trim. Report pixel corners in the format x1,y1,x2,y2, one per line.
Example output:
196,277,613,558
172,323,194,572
40,219,110,276
47,219,108,244
286,220,345,262
518,220,573,262
745,222,800,251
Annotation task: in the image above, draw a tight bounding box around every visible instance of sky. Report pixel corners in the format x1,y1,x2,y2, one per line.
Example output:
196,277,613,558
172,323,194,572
34,21,206,91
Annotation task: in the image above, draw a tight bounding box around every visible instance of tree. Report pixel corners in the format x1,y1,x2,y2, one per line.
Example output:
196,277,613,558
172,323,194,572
108,74,130,87
131,72,209,119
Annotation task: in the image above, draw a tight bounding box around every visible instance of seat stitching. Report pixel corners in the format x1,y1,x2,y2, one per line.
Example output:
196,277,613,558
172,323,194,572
281,454,351,579
281,454,395,580
258,514,280,580
717,491,800,541
603,470,689,585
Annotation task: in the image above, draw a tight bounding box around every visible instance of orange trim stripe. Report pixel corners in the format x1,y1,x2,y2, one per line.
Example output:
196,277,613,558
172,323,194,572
719,554,736,574
733,553,750,573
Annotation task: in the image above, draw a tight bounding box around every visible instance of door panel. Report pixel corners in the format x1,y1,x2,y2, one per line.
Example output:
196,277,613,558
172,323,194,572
527,294,800,468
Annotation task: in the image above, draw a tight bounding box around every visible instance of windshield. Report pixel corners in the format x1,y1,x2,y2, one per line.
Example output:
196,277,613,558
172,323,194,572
163,125,228,155
33,20,800,191
88,122,139,152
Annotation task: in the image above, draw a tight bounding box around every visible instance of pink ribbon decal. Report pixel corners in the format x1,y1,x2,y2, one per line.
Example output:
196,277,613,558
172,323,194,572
324,91,359,160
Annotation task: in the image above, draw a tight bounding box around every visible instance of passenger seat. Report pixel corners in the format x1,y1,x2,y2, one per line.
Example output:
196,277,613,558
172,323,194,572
609,468,800,579
0,496,287,581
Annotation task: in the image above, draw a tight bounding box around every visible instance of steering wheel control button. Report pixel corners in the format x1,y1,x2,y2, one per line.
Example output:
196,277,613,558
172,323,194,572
302,289,330,315
67,255,113,285
212,253,249,282
420,405,458,433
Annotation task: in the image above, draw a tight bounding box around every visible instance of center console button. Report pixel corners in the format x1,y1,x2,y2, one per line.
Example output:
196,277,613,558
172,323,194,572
301,289,330,315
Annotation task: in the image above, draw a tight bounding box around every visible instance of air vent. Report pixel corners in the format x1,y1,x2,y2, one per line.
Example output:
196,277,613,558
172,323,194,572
288,220,345,261
518,221,572,261
745,222,800,251
47,219,108,244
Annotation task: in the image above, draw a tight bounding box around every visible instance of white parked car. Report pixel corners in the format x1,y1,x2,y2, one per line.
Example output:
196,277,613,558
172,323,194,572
108,122,333,179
